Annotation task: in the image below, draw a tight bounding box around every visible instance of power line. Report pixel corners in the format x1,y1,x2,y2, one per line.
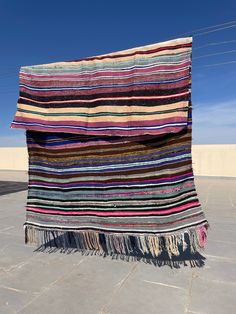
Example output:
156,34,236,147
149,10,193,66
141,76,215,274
194,39,236,50
193,24,236,36
1,31,236,75
194,49,236,60
166,20,236,42
180,19,236,36
194,60,236,68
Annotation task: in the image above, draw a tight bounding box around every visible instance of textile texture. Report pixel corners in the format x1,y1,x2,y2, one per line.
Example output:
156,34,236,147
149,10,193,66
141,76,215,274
11,37,209,258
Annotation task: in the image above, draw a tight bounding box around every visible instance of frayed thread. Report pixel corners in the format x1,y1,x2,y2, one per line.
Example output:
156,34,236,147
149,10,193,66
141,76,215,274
24,223,209,259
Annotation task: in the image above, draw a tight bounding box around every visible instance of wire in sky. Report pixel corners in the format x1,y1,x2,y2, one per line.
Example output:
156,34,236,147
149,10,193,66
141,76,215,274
1,25,236,75
180,19,236,36
194,39,236,50
194,49,236,60
193,24,236,36
194,60,236,68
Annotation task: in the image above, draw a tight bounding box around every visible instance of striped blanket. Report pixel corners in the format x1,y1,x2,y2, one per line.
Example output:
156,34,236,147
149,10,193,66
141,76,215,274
11,37,209,259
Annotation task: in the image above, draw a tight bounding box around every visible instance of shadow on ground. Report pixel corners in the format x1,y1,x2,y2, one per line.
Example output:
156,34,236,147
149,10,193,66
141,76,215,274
34,232,206,269
0,181,28,196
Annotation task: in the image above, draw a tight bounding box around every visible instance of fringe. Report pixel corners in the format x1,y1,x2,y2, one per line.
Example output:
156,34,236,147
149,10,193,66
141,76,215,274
23,223,210,260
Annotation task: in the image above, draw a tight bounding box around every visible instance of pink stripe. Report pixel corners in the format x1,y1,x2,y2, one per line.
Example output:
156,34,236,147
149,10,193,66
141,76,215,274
14,116,187,127
20,69,189,87
26,201,200,216
11,123,187,136
20,80,189,97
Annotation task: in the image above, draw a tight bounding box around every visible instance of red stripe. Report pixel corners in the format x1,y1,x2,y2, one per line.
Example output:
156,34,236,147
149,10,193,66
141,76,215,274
68,43,192,62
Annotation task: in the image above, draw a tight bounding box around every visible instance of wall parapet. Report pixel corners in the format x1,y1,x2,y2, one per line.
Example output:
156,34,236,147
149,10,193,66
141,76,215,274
0,145,236,177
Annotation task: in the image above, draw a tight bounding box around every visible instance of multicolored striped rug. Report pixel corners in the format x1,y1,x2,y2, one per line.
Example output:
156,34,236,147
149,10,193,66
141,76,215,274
11,37,209,259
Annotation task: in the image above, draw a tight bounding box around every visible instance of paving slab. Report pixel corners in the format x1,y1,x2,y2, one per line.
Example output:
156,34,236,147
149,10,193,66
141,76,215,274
188,277,236,314
127,260,193,290
204,240,236,260
0,253,84,294
105,275,188,314
0,287,36,314
194,256,236,283
17,257,136,314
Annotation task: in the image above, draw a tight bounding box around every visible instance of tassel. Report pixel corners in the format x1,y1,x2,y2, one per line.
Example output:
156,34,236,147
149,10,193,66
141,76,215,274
23,223,209,259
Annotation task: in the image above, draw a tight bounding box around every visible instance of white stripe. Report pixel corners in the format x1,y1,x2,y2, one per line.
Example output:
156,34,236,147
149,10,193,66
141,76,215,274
13,121,187,131
24,219,206,233
27,196,198,210
29,175,194,186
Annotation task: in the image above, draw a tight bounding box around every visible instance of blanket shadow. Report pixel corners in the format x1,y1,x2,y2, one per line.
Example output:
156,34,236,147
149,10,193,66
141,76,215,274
33,232,206,269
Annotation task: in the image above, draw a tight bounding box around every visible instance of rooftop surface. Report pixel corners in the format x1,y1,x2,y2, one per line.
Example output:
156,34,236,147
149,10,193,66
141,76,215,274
0,171,236,314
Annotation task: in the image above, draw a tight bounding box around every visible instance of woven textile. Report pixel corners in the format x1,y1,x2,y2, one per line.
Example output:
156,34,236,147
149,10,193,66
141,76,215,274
11,37,209,258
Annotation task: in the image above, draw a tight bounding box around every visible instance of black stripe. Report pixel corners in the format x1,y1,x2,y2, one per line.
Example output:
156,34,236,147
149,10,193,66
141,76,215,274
19,86,190,102
24,220,208,236
18,94,190,109
27,192,197,209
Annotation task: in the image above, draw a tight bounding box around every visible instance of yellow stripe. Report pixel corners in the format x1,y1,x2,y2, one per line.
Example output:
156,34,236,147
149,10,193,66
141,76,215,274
17,101,188,114
16,110,187,122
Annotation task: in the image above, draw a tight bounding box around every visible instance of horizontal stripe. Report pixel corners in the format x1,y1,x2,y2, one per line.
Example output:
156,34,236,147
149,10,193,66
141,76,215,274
26,201,200,216
20,62,191,80
17,107,188,119
19,90,190,104
19,76,190,93
28,153,191,173
18,100,189,114
20,68,189,86
24,219,208,235
16,111,187,124
12,121,187,130
28,176,194,189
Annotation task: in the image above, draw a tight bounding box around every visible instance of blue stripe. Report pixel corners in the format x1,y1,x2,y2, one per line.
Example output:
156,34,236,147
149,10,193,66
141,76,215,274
13,121,187,131
29,155,191,174
30,147,191,168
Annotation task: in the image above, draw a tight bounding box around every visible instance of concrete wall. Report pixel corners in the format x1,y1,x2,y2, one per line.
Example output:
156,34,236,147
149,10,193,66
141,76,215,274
0,145,236,177
0,148,28,171
192,144,236,177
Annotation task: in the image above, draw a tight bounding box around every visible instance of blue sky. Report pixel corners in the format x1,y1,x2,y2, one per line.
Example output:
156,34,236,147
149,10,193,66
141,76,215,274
1,0,236,146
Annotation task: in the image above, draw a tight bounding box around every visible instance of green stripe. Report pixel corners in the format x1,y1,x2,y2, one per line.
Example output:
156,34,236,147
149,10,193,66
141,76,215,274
18,107,188,117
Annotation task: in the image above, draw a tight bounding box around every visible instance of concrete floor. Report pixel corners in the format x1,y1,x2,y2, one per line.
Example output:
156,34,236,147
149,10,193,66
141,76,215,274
0,171,236,314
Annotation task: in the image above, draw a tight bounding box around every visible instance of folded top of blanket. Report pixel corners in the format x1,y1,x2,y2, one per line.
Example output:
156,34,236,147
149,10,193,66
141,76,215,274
11,37,192,136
